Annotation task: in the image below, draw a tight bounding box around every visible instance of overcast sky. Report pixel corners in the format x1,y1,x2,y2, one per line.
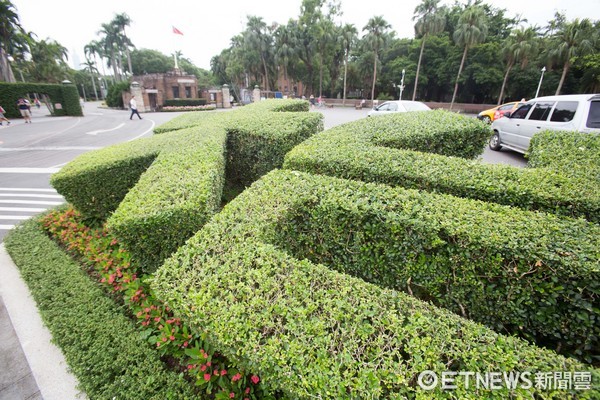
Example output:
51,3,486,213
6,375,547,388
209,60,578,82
10,0,600,71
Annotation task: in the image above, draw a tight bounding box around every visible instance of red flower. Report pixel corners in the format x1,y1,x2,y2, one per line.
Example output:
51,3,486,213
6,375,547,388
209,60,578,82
245,387,251,394
229,393,235,399
214,370,220,376
204,373,211,381
200,365,207,372
232,373,242,382
251,375,260,384
221,369,227,376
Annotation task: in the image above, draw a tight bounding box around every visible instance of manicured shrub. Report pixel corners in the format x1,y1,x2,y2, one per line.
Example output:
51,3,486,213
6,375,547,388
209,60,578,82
225,111,323,186
4,218,196,400
366,110,491,159
269,172,600,361
107,126,227,274
50,136,166,222
51,99,322,272
152,170,599,399
527,130,600,177
164,98,207,107
284,119,599,222
0,82,82,117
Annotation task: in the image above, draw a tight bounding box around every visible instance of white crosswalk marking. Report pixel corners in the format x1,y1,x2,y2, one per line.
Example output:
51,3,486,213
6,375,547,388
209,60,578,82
0,187,65,236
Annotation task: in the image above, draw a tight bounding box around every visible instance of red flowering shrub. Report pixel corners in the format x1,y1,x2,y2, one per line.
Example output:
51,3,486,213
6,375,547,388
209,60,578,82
41,207,268,399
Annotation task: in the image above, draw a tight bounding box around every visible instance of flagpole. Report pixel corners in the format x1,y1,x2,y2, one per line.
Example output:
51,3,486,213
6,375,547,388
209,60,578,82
172,26,184,72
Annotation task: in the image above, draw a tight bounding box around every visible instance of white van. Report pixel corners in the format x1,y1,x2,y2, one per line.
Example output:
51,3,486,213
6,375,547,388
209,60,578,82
489,94,600,154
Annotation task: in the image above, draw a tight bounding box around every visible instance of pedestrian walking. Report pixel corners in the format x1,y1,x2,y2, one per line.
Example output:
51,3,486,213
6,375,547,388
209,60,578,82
17,98,32,123
34,98,41,109
0,105,10,126
129,97,142,120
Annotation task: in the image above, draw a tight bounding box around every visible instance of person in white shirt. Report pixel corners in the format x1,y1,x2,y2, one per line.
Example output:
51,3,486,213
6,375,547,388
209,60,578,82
129,97,142,120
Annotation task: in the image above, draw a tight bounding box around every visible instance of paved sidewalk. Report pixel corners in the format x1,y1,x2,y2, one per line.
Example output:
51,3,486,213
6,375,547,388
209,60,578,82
0,245,83,400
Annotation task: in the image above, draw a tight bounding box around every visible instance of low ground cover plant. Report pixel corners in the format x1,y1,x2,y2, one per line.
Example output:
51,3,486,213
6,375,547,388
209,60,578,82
35,206,269,400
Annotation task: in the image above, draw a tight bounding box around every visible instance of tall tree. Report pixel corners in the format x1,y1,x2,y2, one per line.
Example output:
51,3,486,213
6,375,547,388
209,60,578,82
112,13,134,75
364,16,391,102
81,59,99,99
26,39,69,83
450,5,488,109
0,0,27,82
548,18,596,95
274,23,296,94
412,0,446,100
98,22,122,81
340,23,357,104
244,16,273,91
497,27,537,104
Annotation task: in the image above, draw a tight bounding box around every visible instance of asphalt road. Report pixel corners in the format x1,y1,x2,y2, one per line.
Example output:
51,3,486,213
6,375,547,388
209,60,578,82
0,103,527,241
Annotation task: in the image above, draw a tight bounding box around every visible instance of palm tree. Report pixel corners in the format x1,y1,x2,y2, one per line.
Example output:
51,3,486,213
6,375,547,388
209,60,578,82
0,0,27,82
112,13,133,75
244,16,272,92
84,40,107,97
274,24,296,95
98,22,122,81
497,27,537,104
27,39,69,83
340,24,357,105
548,18,595,95
450,5,488,110
364,16,391,103
82,59,99,99
412,0,445,101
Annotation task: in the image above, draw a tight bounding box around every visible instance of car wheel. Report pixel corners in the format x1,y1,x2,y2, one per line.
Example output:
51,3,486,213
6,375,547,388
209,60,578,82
489,132,502,151
481,115,491,124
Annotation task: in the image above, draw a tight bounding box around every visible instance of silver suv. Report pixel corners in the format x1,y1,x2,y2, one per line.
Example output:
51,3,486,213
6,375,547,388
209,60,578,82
489,94,600,154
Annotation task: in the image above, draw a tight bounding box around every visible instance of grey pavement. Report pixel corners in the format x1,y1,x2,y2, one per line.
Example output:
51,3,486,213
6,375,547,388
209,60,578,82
0,103,527,399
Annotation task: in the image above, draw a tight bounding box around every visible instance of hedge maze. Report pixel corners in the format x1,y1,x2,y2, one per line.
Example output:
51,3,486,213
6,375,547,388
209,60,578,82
11,100,600,398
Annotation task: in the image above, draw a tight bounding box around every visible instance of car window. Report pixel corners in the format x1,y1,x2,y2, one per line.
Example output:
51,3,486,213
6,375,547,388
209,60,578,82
550,101,578,122
528,102,555,121
510,104,532,119
499,103,515,111
377,103,389,111
586,101,600,128
404,102,429,111
388,103,398,111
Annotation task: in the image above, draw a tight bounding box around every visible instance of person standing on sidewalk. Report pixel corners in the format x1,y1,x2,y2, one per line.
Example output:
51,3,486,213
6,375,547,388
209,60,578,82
17,98,32,123
129,96,142,120
0,105,10,125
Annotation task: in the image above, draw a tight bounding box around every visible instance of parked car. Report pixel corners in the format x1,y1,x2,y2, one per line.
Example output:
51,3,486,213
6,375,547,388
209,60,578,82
367,100,431,117
489,94,600,154
477,101,523,123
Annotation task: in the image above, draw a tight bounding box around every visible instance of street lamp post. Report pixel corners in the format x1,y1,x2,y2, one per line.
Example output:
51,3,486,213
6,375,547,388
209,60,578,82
399,69,406,100
535,66,546,98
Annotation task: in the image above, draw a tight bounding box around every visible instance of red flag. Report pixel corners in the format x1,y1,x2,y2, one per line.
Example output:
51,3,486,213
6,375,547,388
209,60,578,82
172,26,184,35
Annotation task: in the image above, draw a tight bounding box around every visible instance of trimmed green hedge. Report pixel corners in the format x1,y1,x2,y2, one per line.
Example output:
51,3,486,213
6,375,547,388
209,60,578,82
0,82,82,117
284,116,599,222
152,170,599,399
164,98,207,107
368,110,491,159
527,130,600,178
51,99,322,272
225,111,323,186
107,126,227,274
272,172,599,360
4,217,196,400
50,136,167,222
